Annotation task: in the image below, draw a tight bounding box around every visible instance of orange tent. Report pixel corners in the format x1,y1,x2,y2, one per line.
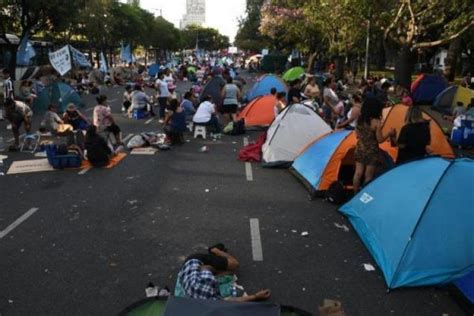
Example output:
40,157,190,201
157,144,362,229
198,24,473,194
291,104,454,192
381,104,455,161
238,95,276,127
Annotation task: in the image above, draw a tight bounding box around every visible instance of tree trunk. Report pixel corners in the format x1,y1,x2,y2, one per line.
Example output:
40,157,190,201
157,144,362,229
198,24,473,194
444,37,461,82
394,45,414,90
334,55,345,81
7,44,18,80
376,39,386,70
307,52,318,73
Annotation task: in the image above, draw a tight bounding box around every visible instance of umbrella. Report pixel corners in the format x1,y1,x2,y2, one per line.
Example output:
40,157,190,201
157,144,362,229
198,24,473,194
282,67,305,82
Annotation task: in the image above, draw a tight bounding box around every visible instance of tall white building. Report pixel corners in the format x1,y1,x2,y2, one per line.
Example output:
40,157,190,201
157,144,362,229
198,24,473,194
180,0,206,29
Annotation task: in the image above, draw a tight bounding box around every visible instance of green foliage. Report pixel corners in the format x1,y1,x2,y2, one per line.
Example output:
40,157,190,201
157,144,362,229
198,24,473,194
234,0,270,51
181,25,230,51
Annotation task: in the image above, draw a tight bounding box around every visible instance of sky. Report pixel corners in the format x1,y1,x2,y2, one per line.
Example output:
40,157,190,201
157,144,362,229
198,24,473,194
139,0,247,43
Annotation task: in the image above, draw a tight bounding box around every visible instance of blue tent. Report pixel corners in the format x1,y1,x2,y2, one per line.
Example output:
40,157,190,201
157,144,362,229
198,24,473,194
148,64,160,77
33,82,84,113
411,74,448,104
340,157,474,289
246,74,287,102
452,271,474,314
291,130,352,192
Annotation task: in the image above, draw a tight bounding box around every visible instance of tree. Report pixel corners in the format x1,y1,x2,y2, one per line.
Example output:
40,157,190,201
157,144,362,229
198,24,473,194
181,25,229,51
383,0,474,88
234,0,270,51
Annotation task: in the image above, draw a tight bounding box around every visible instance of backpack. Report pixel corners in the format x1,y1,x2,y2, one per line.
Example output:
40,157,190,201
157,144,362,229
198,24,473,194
325,181,349,205
230,119,245,135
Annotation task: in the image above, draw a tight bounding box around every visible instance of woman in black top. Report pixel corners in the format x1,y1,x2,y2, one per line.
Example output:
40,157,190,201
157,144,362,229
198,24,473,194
287,79,302,105
85,125,112,167
397,106,431,164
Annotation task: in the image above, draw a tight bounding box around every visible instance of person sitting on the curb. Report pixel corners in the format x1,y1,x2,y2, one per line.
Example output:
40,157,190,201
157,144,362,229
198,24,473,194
93,95,123,145
63,103,90,131
163,99,186,145
193,95,222,134
175,243,271,302
40,104,74,135
3,98,33,150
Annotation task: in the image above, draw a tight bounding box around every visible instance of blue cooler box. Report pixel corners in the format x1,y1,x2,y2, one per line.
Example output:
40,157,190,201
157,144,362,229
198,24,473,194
451,120,474,147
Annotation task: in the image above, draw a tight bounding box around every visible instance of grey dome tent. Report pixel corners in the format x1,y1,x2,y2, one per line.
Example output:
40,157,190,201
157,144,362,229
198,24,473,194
262,103,332,168
199,76,225,107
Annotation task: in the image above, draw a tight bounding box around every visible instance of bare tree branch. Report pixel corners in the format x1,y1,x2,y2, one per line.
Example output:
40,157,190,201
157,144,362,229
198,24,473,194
384,1,406,41
406,0,416,44
412,21,474,50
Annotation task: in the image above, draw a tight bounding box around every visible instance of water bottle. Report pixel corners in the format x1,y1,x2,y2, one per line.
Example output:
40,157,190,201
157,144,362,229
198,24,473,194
0,136,5,152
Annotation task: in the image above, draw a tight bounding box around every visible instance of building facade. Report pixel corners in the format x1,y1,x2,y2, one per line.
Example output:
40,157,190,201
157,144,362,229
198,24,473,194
180,0,206,29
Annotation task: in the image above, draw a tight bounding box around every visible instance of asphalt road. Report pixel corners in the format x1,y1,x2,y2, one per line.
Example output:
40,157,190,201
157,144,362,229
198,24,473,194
0,73,466,316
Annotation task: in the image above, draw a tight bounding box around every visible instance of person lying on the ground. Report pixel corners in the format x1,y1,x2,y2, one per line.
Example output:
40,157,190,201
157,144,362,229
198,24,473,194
130,84,156,117
85,125,122,167
63,103,90,131
175,244,271,302
3,98,32,150
93,95,123,145
163,99,186,145
193,95,222,134
40,104,74,135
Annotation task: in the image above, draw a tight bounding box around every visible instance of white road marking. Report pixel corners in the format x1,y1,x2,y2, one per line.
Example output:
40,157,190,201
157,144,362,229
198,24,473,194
108,98,117,103
145,118,154,125
243,137,254,181
122,133,134,143
250,218,263,261
0,208,39,239
86,108,94,112
78,168,91,175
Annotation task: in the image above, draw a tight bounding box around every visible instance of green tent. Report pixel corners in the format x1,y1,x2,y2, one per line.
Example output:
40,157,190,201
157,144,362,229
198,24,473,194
187,66,197,74
33,82,84,113
282,67,305,82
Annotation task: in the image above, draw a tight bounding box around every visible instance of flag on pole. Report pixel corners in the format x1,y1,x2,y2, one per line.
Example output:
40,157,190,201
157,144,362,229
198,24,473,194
16,34,36,66
120,43,133,64
100,52,108,73
69,45,92,68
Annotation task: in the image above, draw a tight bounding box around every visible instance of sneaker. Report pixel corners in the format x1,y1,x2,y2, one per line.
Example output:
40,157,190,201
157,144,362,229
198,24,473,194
6,124,12,130
158,119,164,124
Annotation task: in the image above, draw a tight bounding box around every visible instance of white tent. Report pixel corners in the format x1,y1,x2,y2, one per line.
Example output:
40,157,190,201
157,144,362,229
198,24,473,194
262,104,332,167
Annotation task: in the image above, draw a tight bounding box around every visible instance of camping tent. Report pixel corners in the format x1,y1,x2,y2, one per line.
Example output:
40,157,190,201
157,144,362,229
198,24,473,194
262,103,332,167
282,67,305,82
432,85,474,114
291,104,454,193
411,74,448,104
238,95,277,127
148,64,160,77
199,76,225,107
451,271,474,314
33,82,84,113
339,157,474,289
119,296,313,316
246,74,287,102
381,104,455,160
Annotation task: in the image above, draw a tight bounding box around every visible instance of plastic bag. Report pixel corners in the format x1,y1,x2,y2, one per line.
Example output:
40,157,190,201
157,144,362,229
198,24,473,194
127,135,146,149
